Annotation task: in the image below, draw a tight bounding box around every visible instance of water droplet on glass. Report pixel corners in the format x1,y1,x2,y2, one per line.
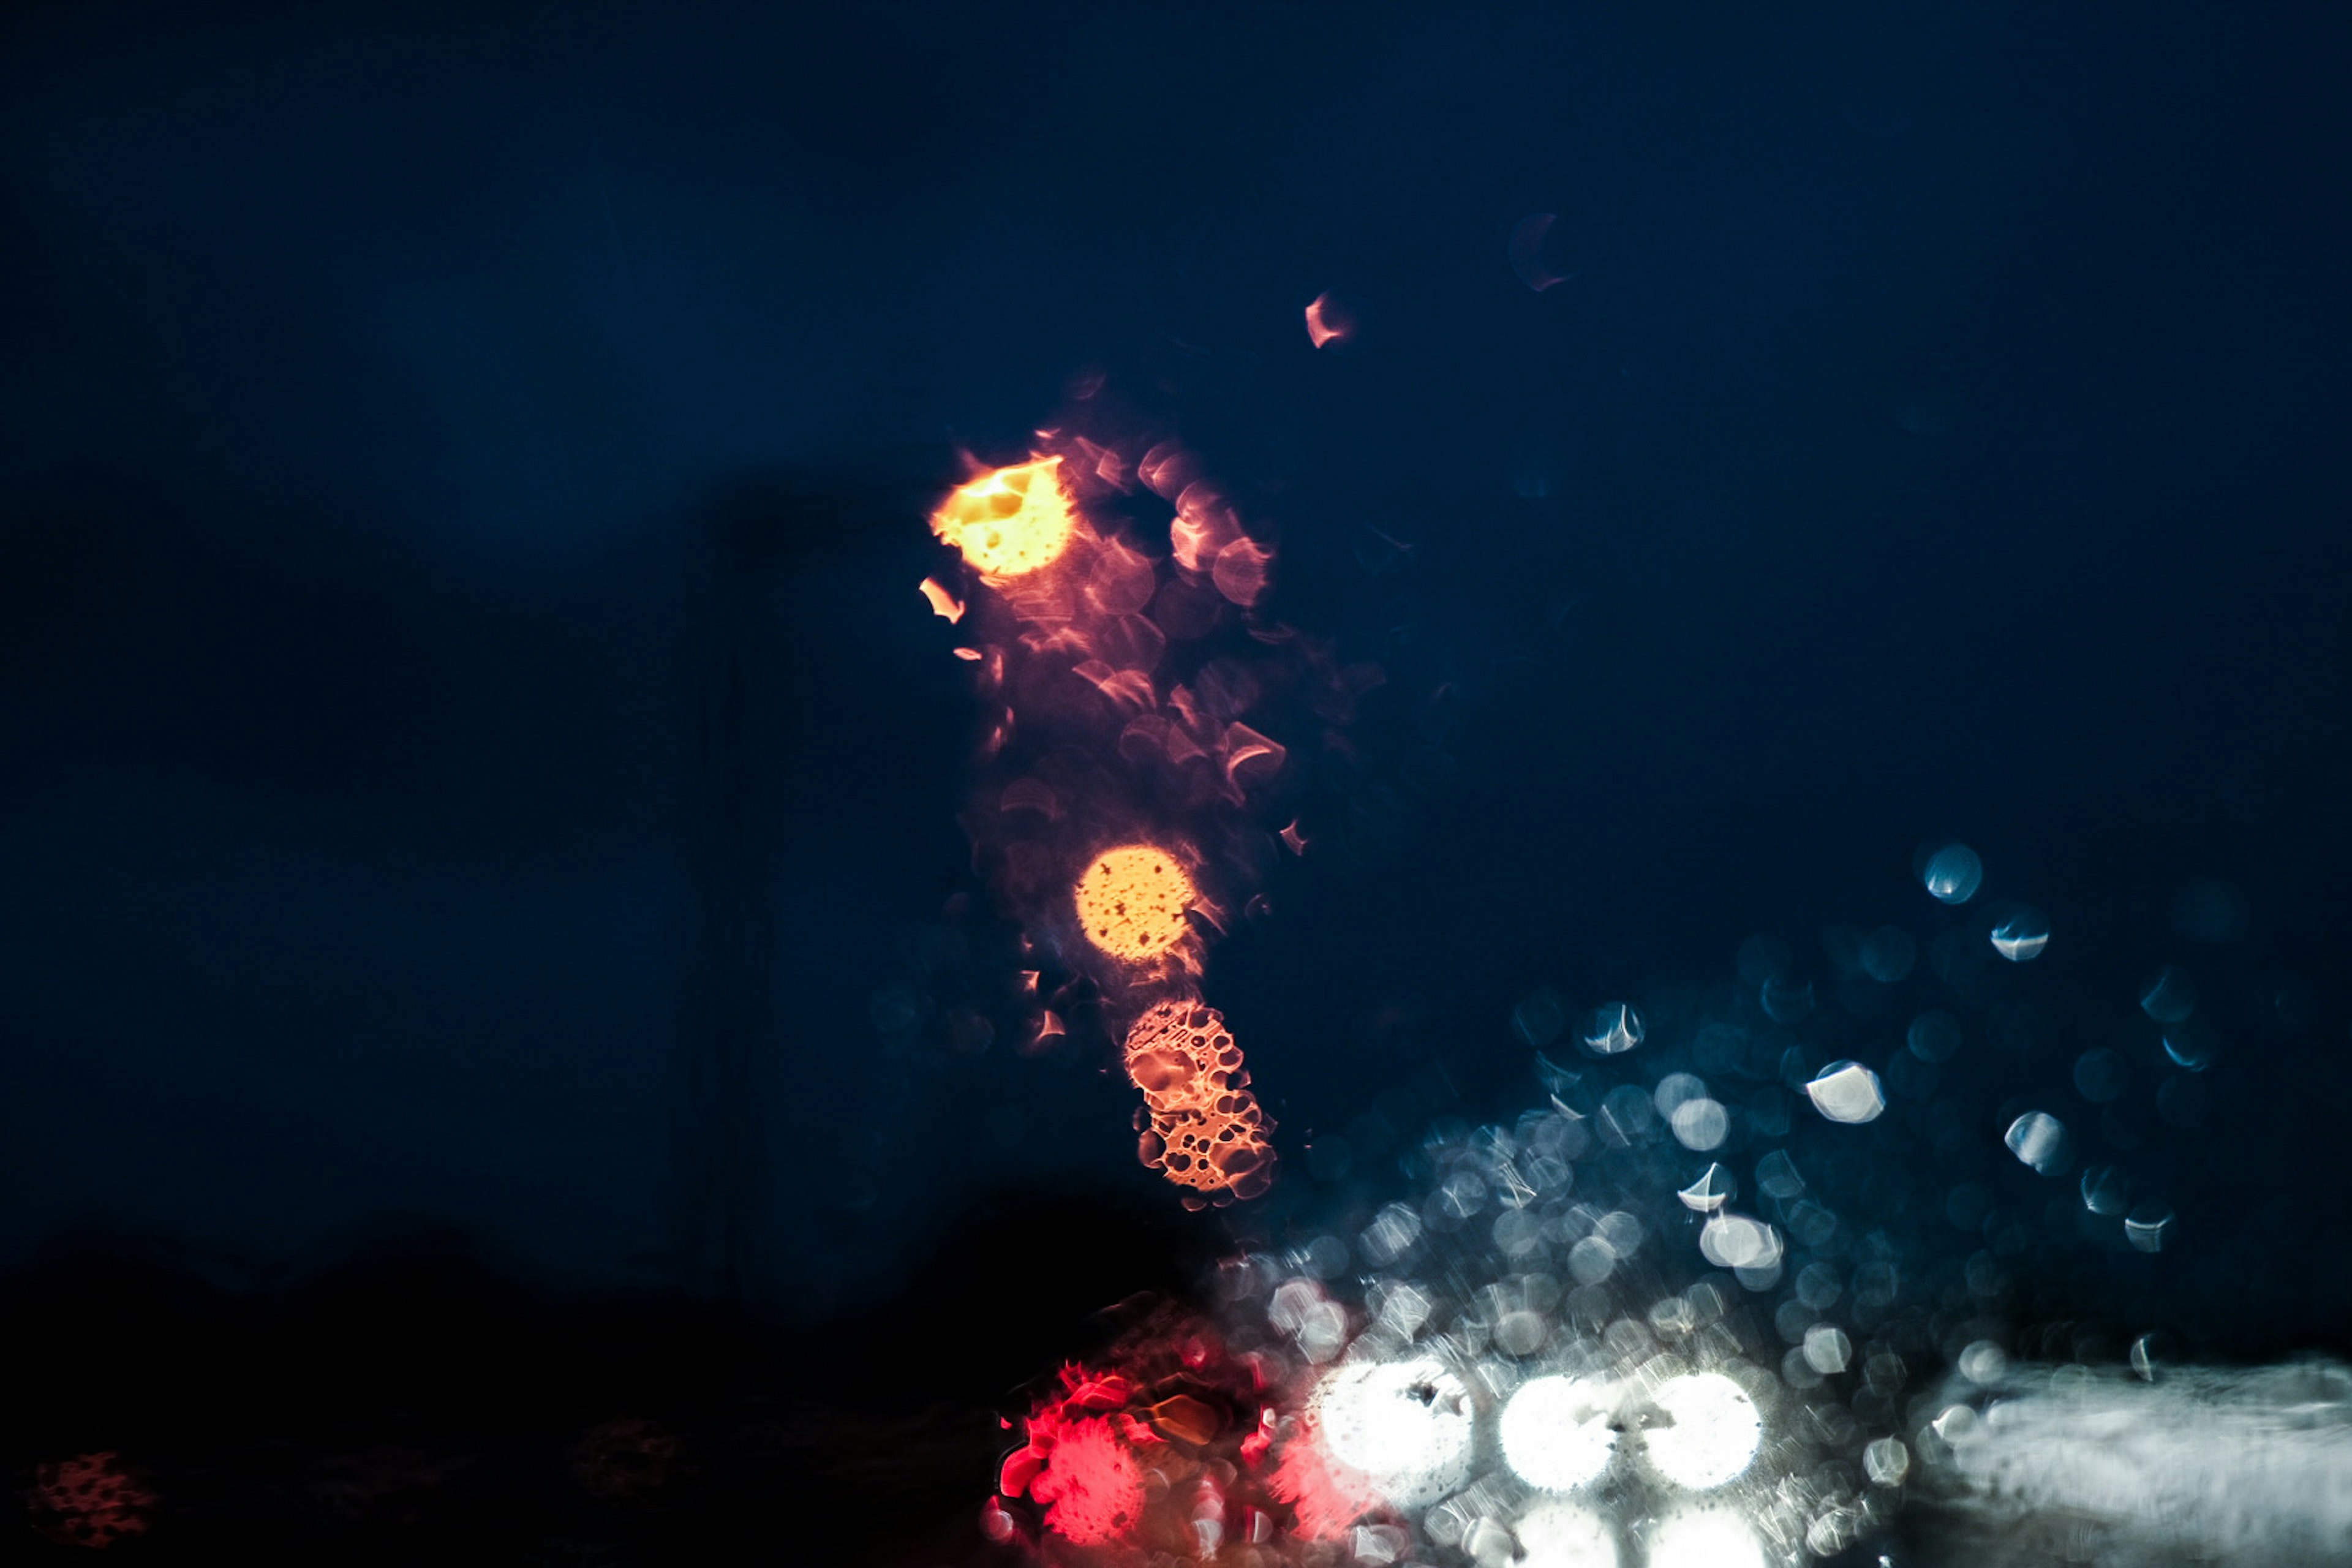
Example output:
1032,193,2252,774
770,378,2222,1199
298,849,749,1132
2139,965,2197,1023
2004,1110,2071,1175
1923,843,1984,904
1580,1003,1645,1056
2124,1204,2174,1253
1990,911,2049,962
2079,1163,2131,1216
1804,1061,1886,1124
1678,1164,1736,1213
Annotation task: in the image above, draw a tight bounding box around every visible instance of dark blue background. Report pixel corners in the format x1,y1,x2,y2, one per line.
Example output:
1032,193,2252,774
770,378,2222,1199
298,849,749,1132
4,2,2347,1348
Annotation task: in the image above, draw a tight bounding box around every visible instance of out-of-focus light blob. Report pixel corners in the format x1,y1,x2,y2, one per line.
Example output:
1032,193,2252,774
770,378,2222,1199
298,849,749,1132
1027,1416,1144,1545
1699,1212,1780,1272
1513,1499,1619,1568
1668,1096,1730,1149
1305,292,1352,349
2125,1203,2174,1253
1923,842,1984,903
2005,1110,2071,1175
1500,1376,1618,1491
1581,1002,1645,1056
1679,1163,1735,1213
1649,1509,1765,1568
930,458,1076,579
918,576,965,622
1311,1359,1476,1507
1508,213,1575,292
1074,845,1195,960
1991,911,2050,962
2140,965,2198,1022
1804,1060,1886,1124
1643,1373,1763,1489
2081,1163,2132,1216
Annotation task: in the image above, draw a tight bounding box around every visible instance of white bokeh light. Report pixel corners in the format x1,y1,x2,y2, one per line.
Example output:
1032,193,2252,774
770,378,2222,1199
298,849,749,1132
1501,1376,1619,1490
1643,1373,1763,1489
1513,1498,1620,1568
1311,1358,1476,1507
1647,1508,1765,1568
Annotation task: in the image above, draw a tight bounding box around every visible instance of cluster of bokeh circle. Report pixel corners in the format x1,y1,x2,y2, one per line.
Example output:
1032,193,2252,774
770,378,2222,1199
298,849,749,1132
1203,834,2240,1567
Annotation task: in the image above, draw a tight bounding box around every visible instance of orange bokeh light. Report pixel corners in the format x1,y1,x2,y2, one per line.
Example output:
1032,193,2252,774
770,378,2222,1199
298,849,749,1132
931,458,1076,579
1124,999,1275,1200
1074,845,1195,962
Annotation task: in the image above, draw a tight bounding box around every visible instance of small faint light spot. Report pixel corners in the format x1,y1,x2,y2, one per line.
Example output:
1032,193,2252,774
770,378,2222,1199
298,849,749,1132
1679,1163,1735,1213
1649,1510,1763,1568
1958,1340,2009,1384
2073,1048,2129,1103
1860,925,1918,982
2172,878,2248,943
1311,1359,1476,1506
1513,1499,1618,1568
2080,1164,2131,1216
1643,1374,1763,1490
2163,1022,2218,1072
1923,843,1983,904
2005,1110,2071,1175
1581,1003,1645,1055
1500,1376,1618,1491
2139,965,2198,1023
1908,1011,1964,1062
1514,987,1567,1046
1864,1436,1910,1487
2124,1203,2174,1253
1802,1324,1852,1376
1990,911,2049,962
1508,213,1576,293
1804,1061,1885,1124
2156,1074,2211,1129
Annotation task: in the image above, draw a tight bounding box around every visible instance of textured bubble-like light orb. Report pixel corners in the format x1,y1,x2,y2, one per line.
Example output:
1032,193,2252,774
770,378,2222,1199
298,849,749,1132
1074,845,1195,960
1643,1373,1762,1490
1648,1508,1765,1568
1513,1499,1620,1568
1501,1376,1618,1491
930,458,1075,579
1311,1359,1476,1507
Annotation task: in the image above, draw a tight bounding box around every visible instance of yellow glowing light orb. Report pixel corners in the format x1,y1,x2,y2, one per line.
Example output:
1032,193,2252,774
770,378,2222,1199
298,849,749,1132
930,458,1075,579
1074,845,1194,960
